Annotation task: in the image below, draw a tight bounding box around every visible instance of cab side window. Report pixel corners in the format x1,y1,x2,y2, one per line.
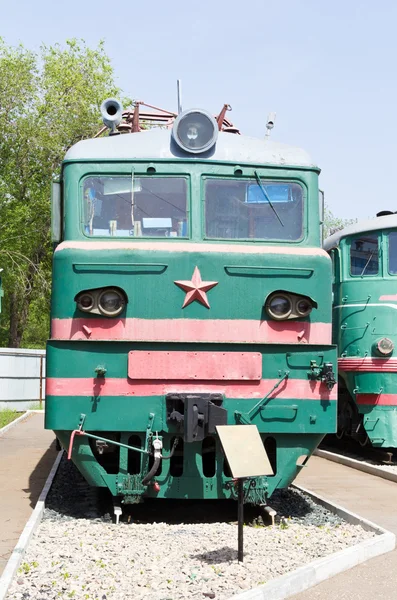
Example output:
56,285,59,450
329,249,336,284
389,232,397,274
350,235,378,276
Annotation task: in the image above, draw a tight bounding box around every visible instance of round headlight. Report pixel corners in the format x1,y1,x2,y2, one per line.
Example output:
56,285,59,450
98,289,125,317
296,298,313,317
376,337,394,356
172,109,218,154
266,294,292,320
77,293,94,312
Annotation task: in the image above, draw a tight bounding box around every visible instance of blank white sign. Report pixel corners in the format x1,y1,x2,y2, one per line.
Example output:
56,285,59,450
216,425,274,479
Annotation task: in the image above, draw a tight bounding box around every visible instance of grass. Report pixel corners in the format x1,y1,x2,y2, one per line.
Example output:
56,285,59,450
28,401,44,410
0,408,21,429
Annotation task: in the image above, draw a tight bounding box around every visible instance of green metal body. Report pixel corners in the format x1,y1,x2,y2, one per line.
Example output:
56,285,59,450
46,146,337,503
330,224,397,447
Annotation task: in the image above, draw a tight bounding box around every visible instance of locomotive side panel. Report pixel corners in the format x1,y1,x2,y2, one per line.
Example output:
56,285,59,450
328,219,397,447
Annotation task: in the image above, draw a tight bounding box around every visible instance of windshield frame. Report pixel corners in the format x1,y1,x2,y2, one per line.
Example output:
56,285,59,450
201,175,306,243
348,233,380,278
80,173,191,240
388,231,397,275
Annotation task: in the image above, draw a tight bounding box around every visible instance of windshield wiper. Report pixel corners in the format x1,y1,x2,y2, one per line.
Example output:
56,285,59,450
254,170,284,227
360,251,376,276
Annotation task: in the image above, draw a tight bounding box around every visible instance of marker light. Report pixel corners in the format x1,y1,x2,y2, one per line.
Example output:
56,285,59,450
77,293,94,312
172,109,218,154
376,338,394,356
296,298,313,317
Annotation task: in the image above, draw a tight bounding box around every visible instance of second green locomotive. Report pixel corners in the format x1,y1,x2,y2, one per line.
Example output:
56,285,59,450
325,212,397,448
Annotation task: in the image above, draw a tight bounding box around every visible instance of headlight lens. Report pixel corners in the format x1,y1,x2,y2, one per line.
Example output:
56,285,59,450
98,289,125,317
77,293,94,312
173,109,218,154
296,298,313,317
266,294,292,320
265,292,315,320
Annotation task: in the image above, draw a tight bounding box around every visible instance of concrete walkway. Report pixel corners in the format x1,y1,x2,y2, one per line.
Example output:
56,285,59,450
292,455,397,600
0,413,56,576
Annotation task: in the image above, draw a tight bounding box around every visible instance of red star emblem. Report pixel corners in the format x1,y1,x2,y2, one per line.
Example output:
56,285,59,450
174,266,218,309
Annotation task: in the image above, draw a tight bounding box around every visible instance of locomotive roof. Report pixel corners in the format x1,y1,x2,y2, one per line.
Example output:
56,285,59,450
324,213,397,250
64,128,317,169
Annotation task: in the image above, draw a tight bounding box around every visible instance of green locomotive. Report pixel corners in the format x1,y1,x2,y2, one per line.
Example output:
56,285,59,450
46,99,337,506
325,212,397,447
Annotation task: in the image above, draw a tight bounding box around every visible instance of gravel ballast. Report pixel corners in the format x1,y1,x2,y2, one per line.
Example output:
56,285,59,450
6,458,376,600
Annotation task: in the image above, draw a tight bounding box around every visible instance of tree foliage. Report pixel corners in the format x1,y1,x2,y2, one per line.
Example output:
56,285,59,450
0,38,356,348
0,39,123,347
323,205,356,241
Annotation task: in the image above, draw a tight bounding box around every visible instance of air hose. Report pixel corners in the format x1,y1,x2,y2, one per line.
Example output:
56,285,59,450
160,437,179,460
141,437,179,485
142,454,161,486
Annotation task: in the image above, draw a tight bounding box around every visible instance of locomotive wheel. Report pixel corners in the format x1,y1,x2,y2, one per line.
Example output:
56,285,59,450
335,428,345,440
358,434,370,447
336,386,353,441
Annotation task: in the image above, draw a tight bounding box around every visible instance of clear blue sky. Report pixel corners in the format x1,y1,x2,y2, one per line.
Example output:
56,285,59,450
2,0,396,220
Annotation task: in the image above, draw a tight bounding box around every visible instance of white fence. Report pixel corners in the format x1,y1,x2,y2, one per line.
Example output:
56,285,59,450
0,348,46,411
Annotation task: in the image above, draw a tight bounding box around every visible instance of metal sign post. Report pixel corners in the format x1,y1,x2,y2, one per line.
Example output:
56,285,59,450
238,478,245,562
216,425,273,563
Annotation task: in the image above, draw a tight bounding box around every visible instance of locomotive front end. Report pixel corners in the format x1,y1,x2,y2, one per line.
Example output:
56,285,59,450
327,215,397,448
45,103,337,504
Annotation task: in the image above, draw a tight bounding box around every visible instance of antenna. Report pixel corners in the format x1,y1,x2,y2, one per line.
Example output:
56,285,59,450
265,112,276,138
177,80,182,114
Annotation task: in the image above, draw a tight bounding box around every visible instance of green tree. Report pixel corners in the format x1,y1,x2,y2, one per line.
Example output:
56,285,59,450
323,205,356,241
0,39,125,347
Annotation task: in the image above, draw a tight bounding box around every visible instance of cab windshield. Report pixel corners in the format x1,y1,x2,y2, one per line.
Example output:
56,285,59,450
350,235,379,276
204,178,304,241
83,176,188,237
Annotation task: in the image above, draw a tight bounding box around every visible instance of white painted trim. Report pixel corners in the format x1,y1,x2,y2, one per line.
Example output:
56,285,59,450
228,483,395,600
314,448,397,483
334,303,397,310
0,451,63,600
